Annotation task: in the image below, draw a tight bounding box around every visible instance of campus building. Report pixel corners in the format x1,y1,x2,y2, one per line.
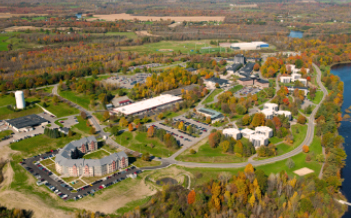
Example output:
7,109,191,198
286,64,310,74
55,136,128,177
197,108,224,123
261,103,292,120
5,114,49,132
280,72,307,86
223,128,242,140
286,86,309,96
112,94,182,116
237,75,269,88
203,77,231,89
230,41,269,50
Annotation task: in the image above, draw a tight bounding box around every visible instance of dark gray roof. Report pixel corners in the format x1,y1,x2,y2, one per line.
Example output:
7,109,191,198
205,77,229,85
6,114,48,129
239,62,255,77
162,84,199,96
185,67,197,72
228,63,242,72
256,78,269,84
55,136,128,168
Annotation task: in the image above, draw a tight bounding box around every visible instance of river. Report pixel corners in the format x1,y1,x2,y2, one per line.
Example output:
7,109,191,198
330,63,351,218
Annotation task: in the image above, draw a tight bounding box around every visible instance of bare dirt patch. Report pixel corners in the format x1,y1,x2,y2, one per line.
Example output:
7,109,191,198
135,30,160,37
87,13,225,22
294,167,314,176
158,49,174,52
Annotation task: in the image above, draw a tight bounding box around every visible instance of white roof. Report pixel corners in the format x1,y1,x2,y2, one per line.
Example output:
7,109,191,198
264,103,278,108
113,94,181,115
261,109,274,116
241,128,255,136
250,134,268,141
275,110,291,116
223,128,241,136
255,126,273,132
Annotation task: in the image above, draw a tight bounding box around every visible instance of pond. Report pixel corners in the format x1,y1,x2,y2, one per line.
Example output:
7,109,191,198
289,31,303,38
156,177,178,186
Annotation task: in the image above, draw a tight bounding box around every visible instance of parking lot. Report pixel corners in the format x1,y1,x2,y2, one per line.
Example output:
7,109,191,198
234,86,261,97
104,73,151,89
21,151,141,201
147,115,214,148
39,113,78,128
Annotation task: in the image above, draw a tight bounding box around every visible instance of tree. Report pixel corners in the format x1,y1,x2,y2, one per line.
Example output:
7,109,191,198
190,149,196,154
286,158,295,169
302,145,309,153
235,140,243,157
134,118,141,125
158,113,164,120
242,114,251,126
147,126,154,138
111,125,119,136
178,121,184,131
251,113,265,127
141,152,150,161
206,117,211,124
81,111,87,120
295,59,304,68
128,123,134,131
52,95,59,105
187,125,193,134
89,127,95,135
297,115,306,124
249,194,255,207
220,141,230,153
316,154,325,163
103,111,110,121
187,190,196,204
253,63,260,71
119,117,128,127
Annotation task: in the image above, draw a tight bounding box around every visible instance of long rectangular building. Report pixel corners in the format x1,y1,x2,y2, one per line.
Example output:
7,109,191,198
113,94,182,116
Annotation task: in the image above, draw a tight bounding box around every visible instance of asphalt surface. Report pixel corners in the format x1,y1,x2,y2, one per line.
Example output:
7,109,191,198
21,151,141,201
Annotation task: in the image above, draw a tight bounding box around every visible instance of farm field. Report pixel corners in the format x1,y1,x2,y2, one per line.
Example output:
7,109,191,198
87,13,225,22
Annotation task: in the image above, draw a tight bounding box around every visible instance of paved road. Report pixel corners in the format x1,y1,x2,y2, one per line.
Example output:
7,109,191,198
151,63,327,168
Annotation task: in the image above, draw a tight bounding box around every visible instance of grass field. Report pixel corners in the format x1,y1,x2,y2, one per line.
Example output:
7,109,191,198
115,131,178,157
40,86,54,93
0,106,42,120
54,118,67,127
229,85,243,93
11,134,81,157
276,124,307,155
130,158,162,168
203,89,223,104
0,36,10,51
269,136,283,144
59,90,91,110
83,150,110,159
0,94,16,107
0,130,13,139
39,102,79,118
120,40,214,54
72,116,91,135
308,91,323,104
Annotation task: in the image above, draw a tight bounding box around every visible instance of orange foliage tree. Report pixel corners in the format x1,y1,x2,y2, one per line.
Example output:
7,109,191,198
302,145,309,153
187,190,196,204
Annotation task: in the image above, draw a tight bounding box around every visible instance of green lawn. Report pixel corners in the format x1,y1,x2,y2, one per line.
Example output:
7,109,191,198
308,91,323,104
59,90,91,110
176,139,249,163
54,118,67,127
0,106,42,120
0,130,13,139
269,136,283,144
276,124,307,155
39,86,54,93
83,150,110,159
120,39,215,55
39,102,79,118
130,158,162,168
114,131,178,157
115,196,151,215
72,116,91,134
229,85,243,93
0,36,10,51
11,134,81,157
203,89,223,104
0,94,16,107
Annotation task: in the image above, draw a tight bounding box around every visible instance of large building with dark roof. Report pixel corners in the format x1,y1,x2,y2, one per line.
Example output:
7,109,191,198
55,136,128,177
5,114,49,132
204,77,231,89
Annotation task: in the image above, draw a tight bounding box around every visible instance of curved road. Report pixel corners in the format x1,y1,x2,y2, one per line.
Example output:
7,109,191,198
153,63,327,169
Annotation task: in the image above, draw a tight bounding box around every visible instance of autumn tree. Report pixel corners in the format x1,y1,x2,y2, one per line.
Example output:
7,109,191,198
302,145,309,153
147,126,155,138
244,163,255,182
128,123,134,131
81,111,87,120
235,140,243,157
253,63,260,71
242,114,251,126
141,152,150,161
103,111,110,121
297,115,307,124
187,190,196,204
251,113,265,127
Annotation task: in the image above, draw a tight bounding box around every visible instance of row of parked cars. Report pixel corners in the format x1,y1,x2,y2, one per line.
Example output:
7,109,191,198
174,118,208,132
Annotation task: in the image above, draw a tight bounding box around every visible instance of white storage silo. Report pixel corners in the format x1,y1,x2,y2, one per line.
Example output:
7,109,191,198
15,91,25,109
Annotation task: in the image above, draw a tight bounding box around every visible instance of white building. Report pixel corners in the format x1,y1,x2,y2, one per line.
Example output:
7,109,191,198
112,94,182,116
230,41,269,50
286,64,310,74
223,128,242,140
261,109,274,119
263,103,279,112
15,91,25,109
275,110,292,120
241,128,255,139
280,73,307,86
203,77,230,89
255,126,273,138
250,134,269,147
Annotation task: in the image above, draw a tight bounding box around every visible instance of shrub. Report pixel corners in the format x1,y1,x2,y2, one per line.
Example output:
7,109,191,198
306,154,311,162
302,145,309,153
190,149,196,154
286,158,295,169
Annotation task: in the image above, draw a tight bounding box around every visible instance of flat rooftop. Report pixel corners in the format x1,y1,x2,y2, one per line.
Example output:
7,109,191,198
6,114,48,129
162,84,199,96
198,108,222,119
205,77,229,85
113,94,182,115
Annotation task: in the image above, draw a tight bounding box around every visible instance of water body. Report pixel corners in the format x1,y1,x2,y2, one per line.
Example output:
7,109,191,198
330,63,351,218
289,31,303,38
